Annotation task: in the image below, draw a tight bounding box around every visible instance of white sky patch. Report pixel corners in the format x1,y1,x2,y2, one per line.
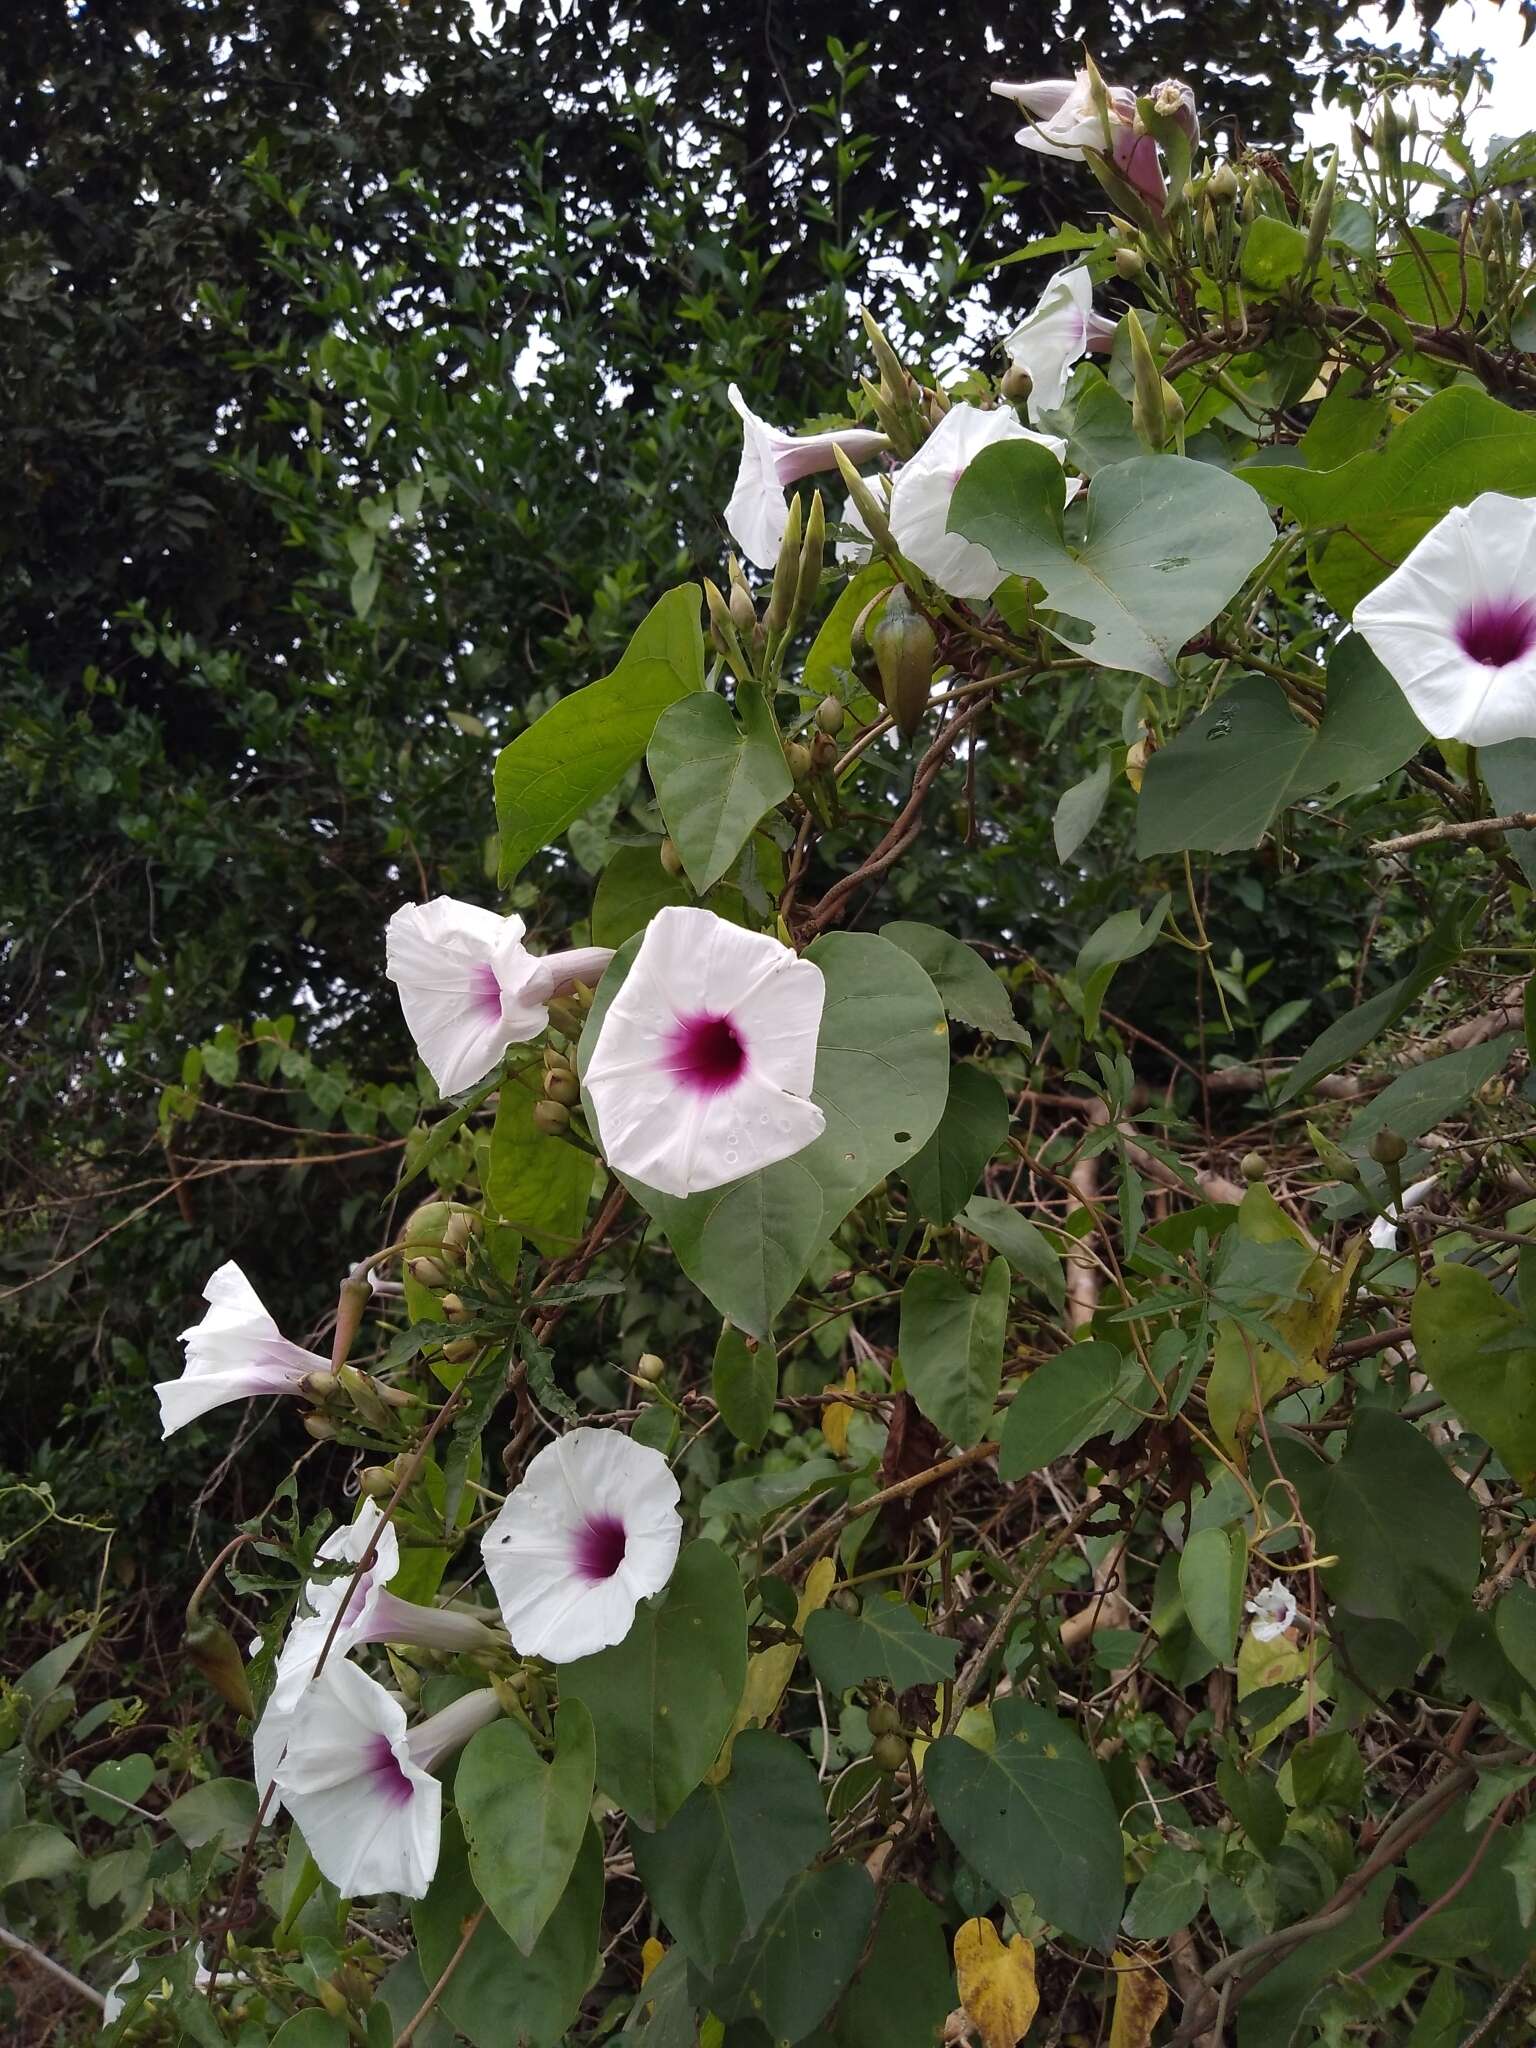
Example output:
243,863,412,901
1299,1,1536,155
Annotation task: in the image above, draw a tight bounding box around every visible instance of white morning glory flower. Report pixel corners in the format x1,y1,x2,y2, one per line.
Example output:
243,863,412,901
582,905,826,1198
482,1427,683,1664
1245,1579,1298,1643
272,1658,500,1900
1004,264,1117,416
1352,494,1536,745
252,1502,501,1816
102,1945,216,2025
1368,1175,1439,1253
989,69,1167,206
725,384,887,572
385,895,614,1099
888,402,1077,603
154,1262,329,1439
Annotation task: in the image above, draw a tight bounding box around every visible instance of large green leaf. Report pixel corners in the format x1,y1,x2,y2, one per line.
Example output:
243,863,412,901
1343,1036,1516,1182
898,1256,1008,1447
1412,1262,1536,1490
803,1595,959,1694
582,930,949,1336
709,1861,876,2041
485,1067,594,1256
495,585,703,884
590,845,692,949
998,1341,1132,1479
1178,1525,1246,1666
961,1197,1066,1310
413,1815,600,2048
630,1729,829,1970
712,1323,778,1449
562,1540,747,1831
1239,386,1536,615
949,441,1274,686
647,686,791,893
925,1697,1126,1950
1137,638,1426,858
834,1884,955,2048
881,922,1026,1043
1283,1409,1481,1652
904,1064,1010,1223
456,1704,596,1954
1480,738,1536,887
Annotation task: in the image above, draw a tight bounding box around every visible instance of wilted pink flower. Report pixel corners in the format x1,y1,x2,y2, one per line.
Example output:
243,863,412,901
990,68,1174,208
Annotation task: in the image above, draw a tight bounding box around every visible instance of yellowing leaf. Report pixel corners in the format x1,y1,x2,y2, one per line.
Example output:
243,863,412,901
1208,1229,1362,1456
954,1918,1039,2048
640,1937,667,1984
708,1556,838,1779
1108,1949,1168,2048
821,1369,858,1455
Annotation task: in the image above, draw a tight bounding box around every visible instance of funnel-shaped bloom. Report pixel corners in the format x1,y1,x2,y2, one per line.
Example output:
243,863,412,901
1352,494,1536,746
1004,265,1118,416
482,1427,683,1663
1245,1580,1298,1643
889,402,1076,603
154,1263,327,1439
386,895,613,1098
583,906,825,1197
1368,1175,1439,1253
990,70,1167,207
103,1946,217,2026
273,1658,500,1899
725,384,888,572
252,1503,502,1814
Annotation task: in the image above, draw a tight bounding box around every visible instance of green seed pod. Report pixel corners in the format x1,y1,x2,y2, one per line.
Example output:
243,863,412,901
441,1335,477,1365
815,695,846,736
784,739,813,782
301,1369,341,1403
1370,1126,1408,1167
533,1099,571,1135
866,1700,901,1737
1240,1152,1266,1184
870,586,937,740
872,1731,910,1775
635,1352,666,1384
1114,245,1146,281
358,1463,398,1501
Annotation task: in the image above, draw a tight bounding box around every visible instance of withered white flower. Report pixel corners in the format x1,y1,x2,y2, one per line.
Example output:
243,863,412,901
482,1427,683,1663
1245,1579,1298,1643
583,906,826,1198
386,895,613,1098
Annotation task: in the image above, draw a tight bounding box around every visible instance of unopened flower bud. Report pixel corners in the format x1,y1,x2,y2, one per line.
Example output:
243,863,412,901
872,1731,910,1774
870,586,938,740
1000,361,1033,405
811,730,839,772
790,490,827,634
441,1335,478,1365
184,1616,255,1718
1208,159,1240,205
1369,1126,1408,1166
409,1256,449,1290
815,695,845,736
1240,1151,1267,1184
704,576,742,662
302,1370,341,1403
763,492,804,637
659,836,685,878
784,739,813,782
336,1363,396,1432
1126,309,1183,451
358,1463,399,1501
544,1068,580,1107
533,1098,571,1135
1114,246,1146,281
833,1587,861,1616
439,1291,467,1320
303,1413,340,1442
442,1210,481,1259
635,1352,666,1384
316,1980,349,2021
833,446,895,553
729,578,756,637
1305,149,1338,270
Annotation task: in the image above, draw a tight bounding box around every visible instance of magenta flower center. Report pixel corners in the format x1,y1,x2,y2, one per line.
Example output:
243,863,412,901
664,1013,747,1095
470,962,503,1020
575,1514,628,1582
1456,597,1536,669
367,1733,414,1808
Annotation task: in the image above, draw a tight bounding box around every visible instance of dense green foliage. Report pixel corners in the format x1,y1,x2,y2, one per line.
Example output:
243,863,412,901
7,6,1536,2048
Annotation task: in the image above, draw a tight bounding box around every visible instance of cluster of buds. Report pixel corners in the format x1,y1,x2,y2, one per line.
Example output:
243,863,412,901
858,309,941,460
706,495,827,680
535,1043,581,1134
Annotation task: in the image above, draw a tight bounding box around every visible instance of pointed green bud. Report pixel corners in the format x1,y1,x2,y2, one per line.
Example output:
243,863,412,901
790,491,826,633
184,1617,255,1719
833,446,894,552
1126,309,1167,448
762,492,803,637
1369,1126,1408,1167
861,306,911,406
1208,158,1239,204
1305,149,1338,271
784,739,813,782
1306,1121,1362,1185
1114,245,1146,281
870,586,938,741
336,1363,396,1433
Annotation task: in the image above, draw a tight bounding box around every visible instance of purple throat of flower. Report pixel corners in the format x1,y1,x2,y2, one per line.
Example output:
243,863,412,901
1456,596,1536,669
574,1514,628,1583
367,1733,415,1808
471,961,504,1020
664,1012,748,1095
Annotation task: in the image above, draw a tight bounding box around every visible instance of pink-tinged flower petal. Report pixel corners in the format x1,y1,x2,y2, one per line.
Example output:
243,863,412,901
482,1427,683,1663
1113,127,1167,207
1244,1579,1297,1643
273,1659,441,1899
155,1262,327,1438
583,906,826,1197
1352,492,1536,745
385,895,565,1097
1004,265,1099,416
991,68,1127,159
725,385,887,572
889,403,1075,603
